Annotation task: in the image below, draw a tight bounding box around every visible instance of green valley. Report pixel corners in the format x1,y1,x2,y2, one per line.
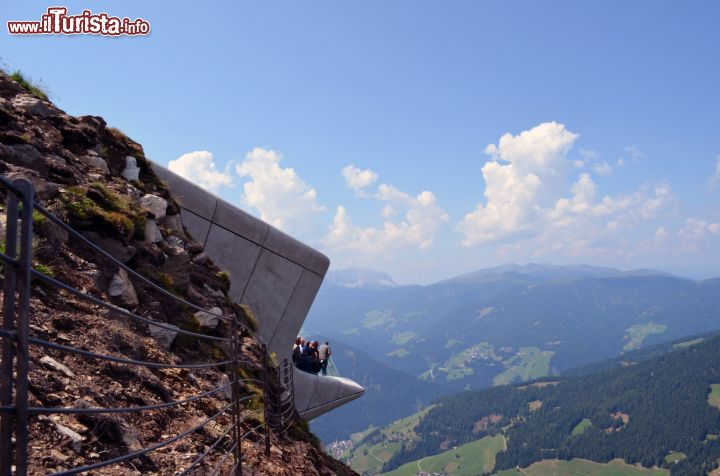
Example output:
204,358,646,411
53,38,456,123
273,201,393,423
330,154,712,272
495,458,667,475
368,332,720,475
383,435,505,476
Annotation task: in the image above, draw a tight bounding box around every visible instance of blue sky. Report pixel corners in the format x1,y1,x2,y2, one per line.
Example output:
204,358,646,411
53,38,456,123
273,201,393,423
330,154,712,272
2,1,720,283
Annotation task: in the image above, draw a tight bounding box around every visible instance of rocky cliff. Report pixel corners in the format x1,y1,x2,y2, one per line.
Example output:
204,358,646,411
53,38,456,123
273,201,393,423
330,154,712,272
0,71,354,475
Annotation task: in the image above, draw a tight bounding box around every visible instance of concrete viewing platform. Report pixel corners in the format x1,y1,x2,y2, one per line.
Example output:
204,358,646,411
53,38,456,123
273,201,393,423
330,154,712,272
152,162,365,419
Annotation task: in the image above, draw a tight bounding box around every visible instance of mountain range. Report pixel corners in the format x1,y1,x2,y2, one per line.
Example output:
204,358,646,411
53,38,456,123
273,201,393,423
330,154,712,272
305,264,720,444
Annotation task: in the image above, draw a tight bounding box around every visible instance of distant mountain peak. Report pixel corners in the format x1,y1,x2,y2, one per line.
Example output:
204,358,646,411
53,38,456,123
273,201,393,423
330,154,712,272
326,267,397,289
438,262,678,286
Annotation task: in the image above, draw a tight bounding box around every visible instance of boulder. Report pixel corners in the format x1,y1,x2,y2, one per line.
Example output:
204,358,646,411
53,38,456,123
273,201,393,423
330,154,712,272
148,323,179,349
140,194,167,219
193,252,211,265
53,422,83,453
39,355,75,378
83,232,136,263
108,268,139,308
144,219,163,244
11,94,56,118
165,235,184,249
77,154,109,174
159,214,187,241
121,156,140,182
218,374,233,400
194,306,222,329
1,143,44,169
161,252,191,292
203,284,225,299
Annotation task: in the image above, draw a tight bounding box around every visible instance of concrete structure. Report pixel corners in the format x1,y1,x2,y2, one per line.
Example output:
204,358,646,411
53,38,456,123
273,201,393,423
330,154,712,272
151,163,364,419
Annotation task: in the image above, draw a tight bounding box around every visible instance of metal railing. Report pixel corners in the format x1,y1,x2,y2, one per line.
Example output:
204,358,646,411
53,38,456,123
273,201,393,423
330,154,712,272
0,177,296,475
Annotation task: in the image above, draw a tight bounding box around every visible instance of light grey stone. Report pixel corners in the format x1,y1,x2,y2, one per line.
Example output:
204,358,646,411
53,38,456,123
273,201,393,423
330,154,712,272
53,423,83,453
194,306,222,329
140,194,167,219
148,323,179,349
166,235,184,248
219,374,233,401
144,219,163,244
108,269,139,308
121,156,140,182
203,284,225,299
39,356,74,378
11,94,56,117
77,154,109,174
159,214,187,240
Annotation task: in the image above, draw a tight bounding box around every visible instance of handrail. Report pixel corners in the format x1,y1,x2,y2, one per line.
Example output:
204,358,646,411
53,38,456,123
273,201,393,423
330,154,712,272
30,336,237,369
31,270,231,342
28,384,250,415
0,177,297,475
209,442,237,476
49,403,234,476
33,201,232,324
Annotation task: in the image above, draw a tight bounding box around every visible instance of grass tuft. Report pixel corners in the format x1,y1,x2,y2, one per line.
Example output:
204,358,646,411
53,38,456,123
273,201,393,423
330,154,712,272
33,263,55,277
62,185,146,240
10,71,49,101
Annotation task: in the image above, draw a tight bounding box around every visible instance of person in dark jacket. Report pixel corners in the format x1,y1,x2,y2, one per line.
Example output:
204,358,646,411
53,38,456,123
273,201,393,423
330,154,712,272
308,341,321,374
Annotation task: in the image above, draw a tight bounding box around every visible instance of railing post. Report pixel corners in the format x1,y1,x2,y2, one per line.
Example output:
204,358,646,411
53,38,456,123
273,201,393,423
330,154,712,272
281,358,294,435
0,186,19,476
230,318,242,476
262,345,270,457
14,179,34,476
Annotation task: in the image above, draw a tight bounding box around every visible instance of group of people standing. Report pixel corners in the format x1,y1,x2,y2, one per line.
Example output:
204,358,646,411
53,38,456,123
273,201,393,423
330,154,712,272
292,337,331,375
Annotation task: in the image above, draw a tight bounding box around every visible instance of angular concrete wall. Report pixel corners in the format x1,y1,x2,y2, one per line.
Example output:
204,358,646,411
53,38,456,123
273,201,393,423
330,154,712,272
152,163,363,419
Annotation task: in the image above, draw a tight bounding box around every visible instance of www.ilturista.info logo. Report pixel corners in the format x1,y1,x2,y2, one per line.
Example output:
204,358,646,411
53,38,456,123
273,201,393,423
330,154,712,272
7,7,150,36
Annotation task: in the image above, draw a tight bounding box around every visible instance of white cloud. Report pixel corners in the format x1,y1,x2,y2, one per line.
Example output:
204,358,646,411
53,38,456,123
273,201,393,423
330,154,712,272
592,161,613,176
324,182,449,254
236,147,325,235
639,183,673,219
678,218,720,252
579,149,600,162
342,165,378,193
457,123,676,260
381,204,396,218
458,121,579,246
168,151,233,194
625,145,645,161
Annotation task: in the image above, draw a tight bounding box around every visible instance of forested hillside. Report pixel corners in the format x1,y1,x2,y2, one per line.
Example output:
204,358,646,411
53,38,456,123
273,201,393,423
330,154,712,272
376,333,720,475
306,265,720,443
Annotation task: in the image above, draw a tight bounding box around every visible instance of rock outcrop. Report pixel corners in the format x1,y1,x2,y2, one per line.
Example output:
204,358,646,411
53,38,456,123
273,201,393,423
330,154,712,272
0,71,354,475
